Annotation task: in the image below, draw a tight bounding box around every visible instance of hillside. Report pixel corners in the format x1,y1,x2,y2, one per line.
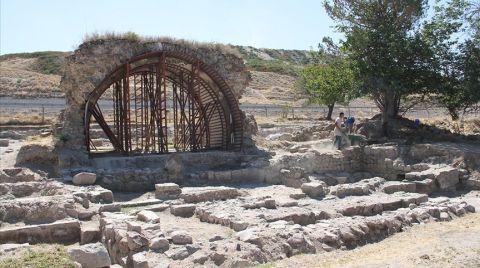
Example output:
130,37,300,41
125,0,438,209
0,47,310,104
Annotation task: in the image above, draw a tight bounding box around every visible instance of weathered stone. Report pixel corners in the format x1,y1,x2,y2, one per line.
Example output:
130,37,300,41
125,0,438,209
235,229,262,246
72,172,97,185
150,237,170,251
127,231,149,251
87,189,113,203
434,166,459,190
209,235,226,242
301,182,325,198
155,183,181,200
264,198,276,209
98,203,121,213
170,204,196,217
132,252,148,268
231,221,249,231
67,242,111,268
137,210,160,223
0,243,30,253
171,230,193,245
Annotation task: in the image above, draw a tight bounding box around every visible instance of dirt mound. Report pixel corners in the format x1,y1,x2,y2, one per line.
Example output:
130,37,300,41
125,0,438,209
0,58,62,98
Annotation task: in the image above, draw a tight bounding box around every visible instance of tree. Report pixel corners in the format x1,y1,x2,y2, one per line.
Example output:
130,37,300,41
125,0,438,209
422,0,480,120
298,60,357,120
324,0,431,135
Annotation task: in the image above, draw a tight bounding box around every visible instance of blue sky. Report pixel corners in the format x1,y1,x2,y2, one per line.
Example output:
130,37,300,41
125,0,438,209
0,0,344,54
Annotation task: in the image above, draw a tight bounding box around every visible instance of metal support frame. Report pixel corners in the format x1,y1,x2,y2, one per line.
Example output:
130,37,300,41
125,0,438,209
84,51,242,155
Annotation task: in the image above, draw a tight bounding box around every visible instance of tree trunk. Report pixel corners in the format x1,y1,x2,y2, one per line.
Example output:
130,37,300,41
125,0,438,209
447,106,460,121
326,104,335,120
381,89,397,137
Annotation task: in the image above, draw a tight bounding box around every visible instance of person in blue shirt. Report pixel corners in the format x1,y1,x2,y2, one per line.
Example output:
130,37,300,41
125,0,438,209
345,116,355,134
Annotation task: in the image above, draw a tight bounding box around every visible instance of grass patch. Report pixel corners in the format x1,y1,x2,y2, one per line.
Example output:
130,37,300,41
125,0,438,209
245,58,301,76
0,244,75,268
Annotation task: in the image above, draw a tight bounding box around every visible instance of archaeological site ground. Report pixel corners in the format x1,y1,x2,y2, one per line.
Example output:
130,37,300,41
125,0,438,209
0,37,479,268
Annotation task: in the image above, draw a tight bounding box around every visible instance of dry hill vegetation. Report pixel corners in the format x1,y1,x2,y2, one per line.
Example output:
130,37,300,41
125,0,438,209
0,51,69,98
0,44,310,104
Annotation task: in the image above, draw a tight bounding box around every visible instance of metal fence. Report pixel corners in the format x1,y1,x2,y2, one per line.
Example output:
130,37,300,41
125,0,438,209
1,98,479,123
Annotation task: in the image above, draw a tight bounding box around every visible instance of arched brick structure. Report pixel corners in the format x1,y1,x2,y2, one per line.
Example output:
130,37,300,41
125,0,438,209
58,37,249,168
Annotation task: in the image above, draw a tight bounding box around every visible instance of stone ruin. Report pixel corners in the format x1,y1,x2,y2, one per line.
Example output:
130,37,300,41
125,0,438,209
0,36,479,268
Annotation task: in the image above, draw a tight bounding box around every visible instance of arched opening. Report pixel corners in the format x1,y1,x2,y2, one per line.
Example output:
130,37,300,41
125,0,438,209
84,51,243,155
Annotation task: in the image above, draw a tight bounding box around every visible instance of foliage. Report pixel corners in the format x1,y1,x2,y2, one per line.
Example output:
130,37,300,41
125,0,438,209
324,0,431,126
422,0,480,120
297,37,358,119
299,62,356,106
0,245,75,268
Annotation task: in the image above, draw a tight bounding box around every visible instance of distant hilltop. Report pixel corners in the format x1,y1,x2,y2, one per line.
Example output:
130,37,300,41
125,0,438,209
0,45,313,104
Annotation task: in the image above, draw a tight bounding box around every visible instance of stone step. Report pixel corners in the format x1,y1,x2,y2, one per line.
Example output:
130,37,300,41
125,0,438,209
0,219,80,244
329,177,385,198
117,199,164,208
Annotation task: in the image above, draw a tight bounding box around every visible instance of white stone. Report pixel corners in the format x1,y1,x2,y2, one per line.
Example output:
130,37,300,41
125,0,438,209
72,172,97,185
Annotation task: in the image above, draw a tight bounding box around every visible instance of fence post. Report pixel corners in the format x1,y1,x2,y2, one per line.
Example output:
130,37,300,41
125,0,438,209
41,105,45,125
264,106,267,117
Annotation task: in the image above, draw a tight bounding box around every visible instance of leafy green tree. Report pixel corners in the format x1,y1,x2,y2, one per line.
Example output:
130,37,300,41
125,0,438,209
298,60,357,120
422,0,480,120
324,0,431,135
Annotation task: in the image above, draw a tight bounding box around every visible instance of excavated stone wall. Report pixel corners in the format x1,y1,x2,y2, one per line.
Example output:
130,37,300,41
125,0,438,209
57,37,250,169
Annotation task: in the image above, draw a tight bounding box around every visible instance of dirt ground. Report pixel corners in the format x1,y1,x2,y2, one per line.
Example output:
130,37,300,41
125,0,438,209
267,212,480,268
